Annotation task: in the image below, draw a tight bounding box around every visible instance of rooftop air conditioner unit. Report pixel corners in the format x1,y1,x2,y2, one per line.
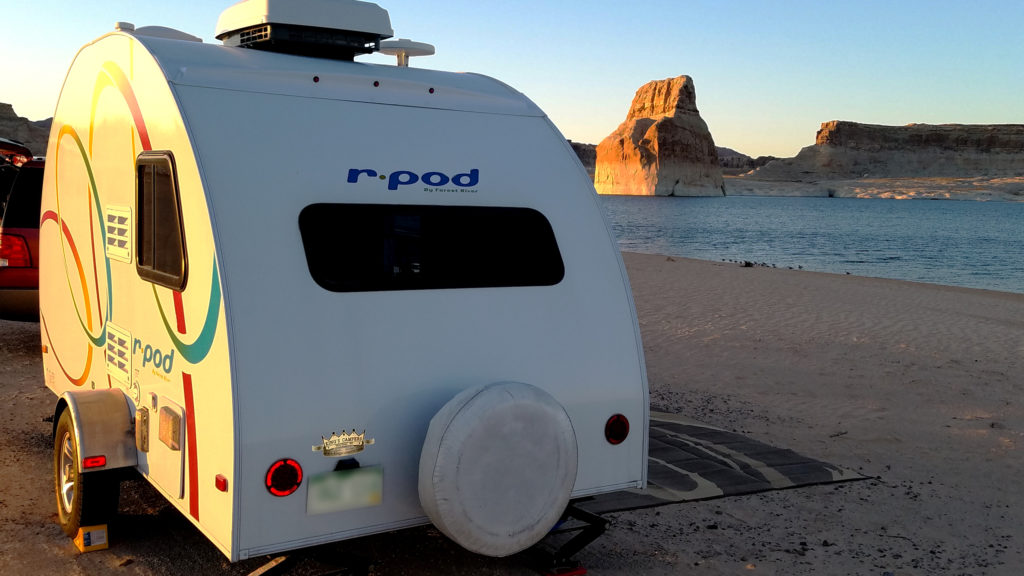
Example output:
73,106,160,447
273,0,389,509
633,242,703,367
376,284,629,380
215,0,394,60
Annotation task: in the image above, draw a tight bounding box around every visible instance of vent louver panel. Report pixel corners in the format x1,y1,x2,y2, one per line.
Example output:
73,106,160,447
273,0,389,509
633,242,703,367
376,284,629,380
105,206,132,263
106,323,132,383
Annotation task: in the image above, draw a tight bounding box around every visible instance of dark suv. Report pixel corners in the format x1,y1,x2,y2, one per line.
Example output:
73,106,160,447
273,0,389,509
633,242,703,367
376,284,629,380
0,156,43,321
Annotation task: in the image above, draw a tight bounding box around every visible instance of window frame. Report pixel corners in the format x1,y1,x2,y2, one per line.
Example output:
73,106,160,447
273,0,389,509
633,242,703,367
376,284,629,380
135,151,188,291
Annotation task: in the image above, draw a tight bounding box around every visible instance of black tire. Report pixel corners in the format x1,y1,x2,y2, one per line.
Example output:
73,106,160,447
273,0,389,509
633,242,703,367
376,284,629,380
53,409,120,536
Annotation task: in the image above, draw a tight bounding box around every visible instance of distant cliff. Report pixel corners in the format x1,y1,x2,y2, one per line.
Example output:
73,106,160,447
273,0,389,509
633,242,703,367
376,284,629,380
0,103,51,156
717,147,777,175
749,121,1024,180
569,141,596,178
594,76,724,196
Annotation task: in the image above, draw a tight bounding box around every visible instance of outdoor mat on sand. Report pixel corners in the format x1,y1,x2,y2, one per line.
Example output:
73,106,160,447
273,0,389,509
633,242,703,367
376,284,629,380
578,411,867,515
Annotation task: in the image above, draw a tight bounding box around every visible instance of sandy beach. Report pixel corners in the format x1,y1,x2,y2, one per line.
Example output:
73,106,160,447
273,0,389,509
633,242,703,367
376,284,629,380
1,252,1022,575
592,253,1024,575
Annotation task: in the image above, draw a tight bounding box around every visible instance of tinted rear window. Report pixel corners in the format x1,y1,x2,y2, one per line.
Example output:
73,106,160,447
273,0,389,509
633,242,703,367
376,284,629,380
299,204,564,292
0,166,43,229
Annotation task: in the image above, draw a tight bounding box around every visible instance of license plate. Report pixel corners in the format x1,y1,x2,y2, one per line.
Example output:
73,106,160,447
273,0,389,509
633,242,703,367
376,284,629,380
307,466,383,515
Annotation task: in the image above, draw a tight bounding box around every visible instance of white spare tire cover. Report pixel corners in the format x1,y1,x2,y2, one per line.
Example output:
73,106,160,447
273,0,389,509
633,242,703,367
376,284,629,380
419,381,578,557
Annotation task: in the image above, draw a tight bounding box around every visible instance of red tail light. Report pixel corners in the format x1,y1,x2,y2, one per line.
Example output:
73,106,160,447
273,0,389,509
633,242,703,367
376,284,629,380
266,459,303,496
0,233,32,267
604,414,630,445
82,455,107,469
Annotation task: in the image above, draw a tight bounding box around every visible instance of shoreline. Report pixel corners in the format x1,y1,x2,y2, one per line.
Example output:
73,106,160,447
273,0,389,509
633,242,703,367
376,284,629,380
723,175,1024,202
621,250,1024,297
594,176,1024,202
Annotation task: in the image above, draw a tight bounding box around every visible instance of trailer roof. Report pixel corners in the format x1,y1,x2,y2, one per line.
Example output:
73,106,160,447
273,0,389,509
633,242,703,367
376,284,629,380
125,31,544,117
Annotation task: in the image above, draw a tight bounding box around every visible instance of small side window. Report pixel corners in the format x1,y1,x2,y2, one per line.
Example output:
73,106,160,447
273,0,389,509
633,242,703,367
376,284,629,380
136,152,187,291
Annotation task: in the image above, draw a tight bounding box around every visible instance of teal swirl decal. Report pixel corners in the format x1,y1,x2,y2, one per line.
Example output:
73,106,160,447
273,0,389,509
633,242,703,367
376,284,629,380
154,258,221,364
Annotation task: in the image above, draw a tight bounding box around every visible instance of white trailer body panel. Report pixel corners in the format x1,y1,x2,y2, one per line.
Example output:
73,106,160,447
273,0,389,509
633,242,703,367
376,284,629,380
41,27,647,561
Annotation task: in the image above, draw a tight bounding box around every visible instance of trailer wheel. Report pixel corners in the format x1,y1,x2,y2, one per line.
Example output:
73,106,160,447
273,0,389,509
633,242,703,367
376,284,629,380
53,409,119,536
418,382,578,557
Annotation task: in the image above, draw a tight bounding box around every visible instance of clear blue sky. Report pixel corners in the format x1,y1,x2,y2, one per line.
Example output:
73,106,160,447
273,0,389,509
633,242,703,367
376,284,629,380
4,0,1023,157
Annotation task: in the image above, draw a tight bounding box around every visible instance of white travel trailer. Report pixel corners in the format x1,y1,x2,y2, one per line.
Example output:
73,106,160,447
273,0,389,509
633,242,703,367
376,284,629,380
40,0,648,562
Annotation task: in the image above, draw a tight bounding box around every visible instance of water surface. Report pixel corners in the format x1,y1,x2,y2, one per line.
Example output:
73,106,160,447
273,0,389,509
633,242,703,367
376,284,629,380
600,195,1024,294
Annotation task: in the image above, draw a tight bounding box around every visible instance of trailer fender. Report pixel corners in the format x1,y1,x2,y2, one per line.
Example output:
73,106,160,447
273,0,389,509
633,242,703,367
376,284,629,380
53,389,138,472
418,381,578,557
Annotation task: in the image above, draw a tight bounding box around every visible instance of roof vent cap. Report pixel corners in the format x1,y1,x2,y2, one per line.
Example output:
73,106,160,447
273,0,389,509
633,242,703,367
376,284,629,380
135,26,203,43
215,0,393,61
379,39,434,67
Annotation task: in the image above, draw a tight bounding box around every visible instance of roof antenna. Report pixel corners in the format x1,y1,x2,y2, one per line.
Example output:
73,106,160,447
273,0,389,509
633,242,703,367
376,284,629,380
379,39,434,67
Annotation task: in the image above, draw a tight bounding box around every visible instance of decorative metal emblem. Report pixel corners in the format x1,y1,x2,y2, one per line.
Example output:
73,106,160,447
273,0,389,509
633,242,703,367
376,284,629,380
313,429,375,457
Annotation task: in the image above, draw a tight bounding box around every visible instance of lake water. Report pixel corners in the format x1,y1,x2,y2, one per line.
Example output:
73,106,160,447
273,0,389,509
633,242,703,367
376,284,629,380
599,195,1024,294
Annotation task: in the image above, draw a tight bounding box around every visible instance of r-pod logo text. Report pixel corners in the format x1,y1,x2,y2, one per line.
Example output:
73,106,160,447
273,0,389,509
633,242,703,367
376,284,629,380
132,339,174,374
347,168,479,191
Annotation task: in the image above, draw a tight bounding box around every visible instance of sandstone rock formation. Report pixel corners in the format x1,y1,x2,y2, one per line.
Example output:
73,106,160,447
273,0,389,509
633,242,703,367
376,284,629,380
594,76,724,196
0,103,51,157
749,121,1024,181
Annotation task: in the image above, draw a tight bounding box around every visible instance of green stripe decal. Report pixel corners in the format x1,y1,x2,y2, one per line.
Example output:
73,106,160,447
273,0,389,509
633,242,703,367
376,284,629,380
155,258,221,364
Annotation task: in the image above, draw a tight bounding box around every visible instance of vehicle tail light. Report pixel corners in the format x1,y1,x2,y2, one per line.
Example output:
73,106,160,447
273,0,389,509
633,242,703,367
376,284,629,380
82,455,107,469
0,233,31,267
604,414,630,445
266,459,303,496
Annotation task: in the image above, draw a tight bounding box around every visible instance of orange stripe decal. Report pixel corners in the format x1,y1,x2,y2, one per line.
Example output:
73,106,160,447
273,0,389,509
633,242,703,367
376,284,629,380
40,210,95,387
40,314,93,387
